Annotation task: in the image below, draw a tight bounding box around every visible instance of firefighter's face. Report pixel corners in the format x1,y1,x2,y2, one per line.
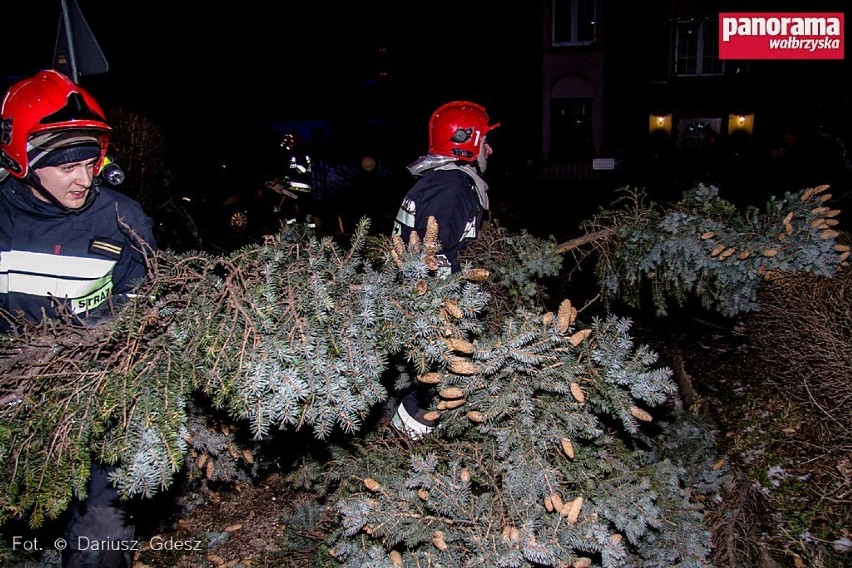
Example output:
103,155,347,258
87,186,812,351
477,138,493,173
32,157,97,209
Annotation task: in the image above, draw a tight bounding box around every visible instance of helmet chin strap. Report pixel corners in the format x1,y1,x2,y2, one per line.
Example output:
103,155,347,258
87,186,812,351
25,171,97,214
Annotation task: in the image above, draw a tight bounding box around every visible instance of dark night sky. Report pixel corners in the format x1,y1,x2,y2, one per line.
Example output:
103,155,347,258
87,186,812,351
3,1,541,163
6,2,848,176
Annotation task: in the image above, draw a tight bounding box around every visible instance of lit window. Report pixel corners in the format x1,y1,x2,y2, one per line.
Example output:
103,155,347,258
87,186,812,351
553,0,596,46
674,19,724,76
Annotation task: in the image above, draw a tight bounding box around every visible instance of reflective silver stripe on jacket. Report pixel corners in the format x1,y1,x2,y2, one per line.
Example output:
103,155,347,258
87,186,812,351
0,250,116,314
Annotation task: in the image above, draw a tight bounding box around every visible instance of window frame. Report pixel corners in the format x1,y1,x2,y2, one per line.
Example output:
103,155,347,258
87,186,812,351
673,18,724,77
552,0,597,47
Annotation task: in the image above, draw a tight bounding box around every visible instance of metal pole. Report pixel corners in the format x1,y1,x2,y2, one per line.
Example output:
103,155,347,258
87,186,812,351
60,0,79,83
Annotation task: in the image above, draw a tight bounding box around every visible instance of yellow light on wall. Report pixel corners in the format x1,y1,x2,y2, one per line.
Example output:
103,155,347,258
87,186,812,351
649,113,672,134
728,113,754,135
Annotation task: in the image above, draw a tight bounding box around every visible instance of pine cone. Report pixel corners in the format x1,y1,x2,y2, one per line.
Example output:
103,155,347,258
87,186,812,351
466,410,485,423
425,216,440,248
224,442,238,461
432,530,448,551
568,329,592,347
501,526,521,542
570,382,586,403
445,337,474,354
390,248,404,269
556,299,577,333
561,437,575,459
443,299,464,319
465,268,490,283
448,357,477,375
629,406,653,422
392,234,406,260
425,255,438,271
562,496,583,524
408,230,421,250
417,373,442,385
414,279,428,295
437,398,465,410
439,386,464,399
550,492,563,512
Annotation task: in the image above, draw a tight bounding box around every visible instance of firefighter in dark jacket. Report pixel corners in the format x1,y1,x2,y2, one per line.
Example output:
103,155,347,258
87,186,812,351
0,70,156,567
391,100,499,438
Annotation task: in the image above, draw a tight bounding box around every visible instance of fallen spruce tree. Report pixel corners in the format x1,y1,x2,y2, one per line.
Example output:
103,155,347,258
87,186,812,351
0,183,845,566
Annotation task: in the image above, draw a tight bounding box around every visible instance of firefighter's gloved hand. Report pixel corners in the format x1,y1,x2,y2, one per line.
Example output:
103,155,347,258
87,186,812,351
391,390,438,440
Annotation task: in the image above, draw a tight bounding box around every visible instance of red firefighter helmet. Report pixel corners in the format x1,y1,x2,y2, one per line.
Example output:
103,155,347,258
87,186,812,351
0,70,111,179
428,100,500,162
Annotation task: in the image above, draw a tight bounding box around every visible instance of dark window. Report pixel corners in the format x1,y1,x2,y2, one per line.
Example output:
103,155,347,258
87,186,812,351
551,98,593,160
553,0,597,45
674,19,723,76
678,118,721,149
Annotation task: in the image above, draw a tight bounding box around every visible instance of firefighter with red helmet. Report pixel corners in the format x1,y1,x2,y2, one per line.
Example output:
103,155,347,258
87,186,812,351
0,70,155,327
393,100,499,274
0,70,155,567
391,100,499,438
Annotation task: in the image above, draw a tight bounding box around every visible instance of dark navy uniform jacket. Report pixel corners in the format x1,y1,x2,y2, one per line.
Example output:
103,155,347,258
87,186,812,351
393,168,484,274
0,176,155,330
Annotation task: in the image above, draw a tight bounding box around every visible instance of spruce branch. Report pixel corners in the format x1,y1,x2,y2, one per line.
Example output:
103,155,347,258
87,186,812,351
0,219,484,523
555,184,846,316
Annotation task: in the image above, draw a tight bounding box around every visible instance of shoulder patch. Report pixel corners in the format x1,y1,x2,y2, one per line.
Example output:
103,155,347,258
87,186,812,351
89,237,124,260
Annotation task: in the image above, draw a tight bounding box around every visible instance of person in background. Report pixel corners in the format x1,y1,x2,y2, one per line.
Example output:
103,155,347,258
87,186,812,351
0,69,156,567
391,100,500,438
